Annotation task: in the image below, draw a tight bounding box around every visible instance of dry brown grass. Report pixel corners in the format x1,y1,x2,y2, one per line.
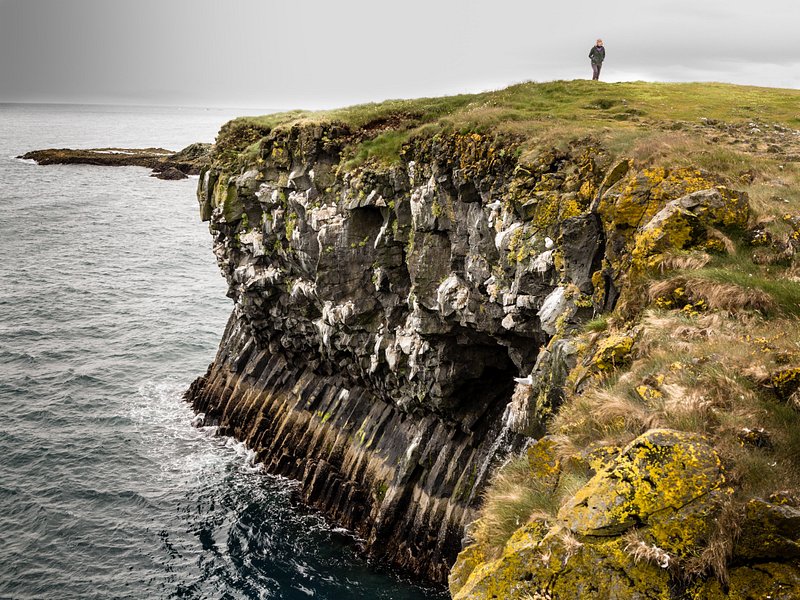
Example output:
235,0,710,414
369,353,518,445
682,500,742,586
554,309,800,498
626,131,707,169
551,388,653,450
623,530,673,570
471,455,559,560
658,251,712,273
555,528,584,561
648,276,776,314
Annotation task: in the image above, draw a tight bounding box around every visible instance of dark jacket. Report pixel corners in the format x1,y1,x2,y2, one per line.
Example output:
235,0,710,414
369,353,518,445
589,45,605,65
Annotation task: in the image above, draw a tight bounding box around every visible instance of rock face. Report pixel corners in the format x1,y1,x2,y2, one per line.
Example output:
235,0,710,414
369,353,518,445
186,121,752,583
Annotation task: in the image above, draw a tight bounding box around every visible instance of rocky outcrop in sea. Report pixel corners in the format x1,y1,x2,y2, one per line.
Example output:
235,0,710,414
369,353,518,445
20,142,211,179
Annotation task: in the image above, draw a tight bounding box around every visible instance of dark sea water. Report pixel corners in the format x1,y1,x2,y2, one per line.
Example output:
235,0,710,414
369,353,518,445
0,104,445,600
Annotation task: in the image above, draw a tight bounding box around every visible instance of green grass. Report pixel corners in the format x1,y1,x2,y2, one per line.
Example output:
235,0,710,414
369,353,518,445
698,268,800,316
341,129,412,170
584,315,610,332
215,80,800,169
680,250,800,316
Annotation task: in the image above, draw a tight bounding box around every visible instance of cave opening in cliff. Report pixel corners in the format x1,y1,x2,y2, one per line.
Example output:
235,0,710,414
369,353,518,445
447,338,519,439
347,205,383,243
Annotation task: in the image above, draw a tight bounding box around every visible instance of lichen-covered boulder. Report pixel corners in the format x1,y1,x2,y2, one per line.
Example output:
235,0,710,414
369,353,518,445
452,525,672,600
770,366,800,401
451,521,549,600
691,562,800,599
596,167,747,284
734,494,800,562
592,332,635,371
558,429,727,556
448,543,485,598
631,187,749,269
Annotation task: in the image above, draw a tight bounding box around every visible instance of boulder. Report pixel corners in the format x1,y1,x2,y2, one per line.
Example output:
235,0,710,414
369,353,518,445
734,495,800,562
631,187,749,269
558,429,727,557
152,166,187,180
452,525,672,600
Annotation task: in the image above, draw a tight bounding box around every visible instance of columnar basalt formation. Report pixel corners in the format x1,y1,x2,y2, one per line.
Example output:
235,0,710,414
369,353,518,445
185,116,755,584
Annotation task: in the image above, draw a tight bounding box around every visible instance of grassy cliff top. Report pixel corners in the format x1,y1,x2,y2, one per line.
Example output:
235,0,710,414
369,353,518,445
232,79,800,135
221,80,800,164
219,80,800,233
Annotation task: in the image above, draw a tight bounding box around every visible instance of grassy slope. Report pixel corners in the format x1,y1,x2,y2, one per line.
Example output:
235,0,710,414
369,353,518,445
231,80,800,141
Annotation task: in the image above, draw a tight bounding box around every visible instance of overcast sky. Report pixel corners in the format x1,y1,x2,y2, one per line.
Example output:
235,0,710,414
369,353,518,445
1,0,797,109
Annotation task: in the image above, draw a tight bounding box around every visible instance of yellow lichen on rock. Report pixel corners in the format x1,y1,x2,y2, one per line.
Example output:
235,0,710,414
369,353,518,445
454,132,498,175
526,436,561,488
690,562,800,599
592,333,635,371
598,167,718,231
770,366,800,401
558,430,727,543
448,543,485,598
453,525,673,600
630,187,749,271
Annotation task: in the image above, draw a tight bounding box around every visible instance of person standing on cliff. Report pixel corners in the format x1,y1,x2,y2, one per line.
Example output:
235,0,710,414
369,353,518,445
589,39,605,80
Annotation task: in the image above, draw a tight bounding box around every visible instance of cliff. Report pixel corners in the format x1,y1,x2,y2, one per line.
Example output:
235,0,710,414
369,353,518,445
186,81,800,595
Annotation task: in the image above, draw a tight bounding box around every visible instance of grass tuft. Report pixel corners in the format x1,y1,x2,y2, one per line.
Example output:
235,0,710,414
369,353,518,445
471,455,559,559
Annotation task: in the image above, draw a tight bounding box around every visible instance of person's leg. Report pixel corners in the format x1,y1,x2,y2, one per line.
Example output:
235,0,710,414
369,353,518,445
596,63,602,80
592,63,600,80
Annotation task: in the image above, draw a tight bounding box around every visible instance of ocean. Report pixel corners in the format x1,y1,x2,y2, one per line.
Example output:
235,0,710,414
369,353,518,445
0,103,445,600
